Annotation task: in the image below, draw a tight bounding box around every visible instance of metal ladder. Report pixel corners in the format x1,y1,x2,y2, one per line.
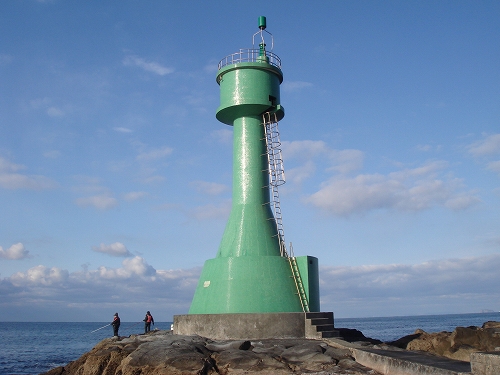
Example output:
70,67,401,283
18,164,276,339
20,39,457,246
262,111,286,256
262,112,310,312
288,244,310,313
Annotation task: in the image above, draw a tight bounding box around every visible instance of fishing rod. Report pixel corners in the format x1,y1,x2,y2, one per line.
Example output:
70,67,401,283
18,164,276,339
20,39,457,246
89,323,111,333
124,321,144,334
128,321,143,328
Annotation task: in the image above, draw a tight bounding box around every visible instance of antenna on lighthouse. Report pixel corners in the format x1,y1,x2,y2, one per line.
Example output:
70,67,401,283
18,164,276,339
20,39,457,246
253,15,274,51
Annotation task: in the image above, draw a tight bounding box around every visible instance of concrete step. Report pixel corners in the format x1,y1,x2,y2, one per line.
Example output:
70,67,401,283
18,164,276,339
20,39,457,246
306,312,333,320
315,324,335,332
305,311,339,340
321,331,341,338
309,318,333,326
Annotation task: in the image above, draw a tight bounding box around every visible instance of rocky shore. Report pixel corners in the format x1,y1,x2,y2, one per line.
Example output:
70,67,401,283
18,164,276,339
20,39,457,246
42,322,500,375
42,331,378,375
388,321,500,362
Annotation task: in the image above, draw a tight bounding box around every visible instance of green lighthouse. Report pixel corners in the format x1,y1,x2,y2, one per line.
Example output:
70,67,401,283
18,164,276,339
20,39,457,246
188,17,319,315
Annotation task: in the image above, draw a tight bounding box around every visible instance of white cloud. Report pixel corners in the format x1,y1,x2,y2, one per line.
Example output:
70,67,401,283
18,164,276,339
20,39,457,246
204,61,218,74
0,157,57,190
46,106,64,117
1,254,499,320
0,157,25,172
305,161,480,216
486,160,500,174
326,149,364,174
444,193,482,210
0,243,30,260
113,127,133,133
123,191,148,201
467,134,500,156
43,150,61,159
0,257,200,320
281,141,479,216
282,80,313,92
211,129,233,144
319,254,500,317
122,256,156,276
123,55,174,76
75,194,118,210
190,180,229,196
416,144,432,152
96,256,156,278
30,97,51,109
306,174,398,215
416,144,442,153
29,97,66,117
136,146,173,161
113,126,132,133
0,173,56,190
285,161,316,185
282,140,364,175
189,201,231,220
10,265,69,286
141,175,166,184
92,242,132,257
0,53,13,65
282,140,329,160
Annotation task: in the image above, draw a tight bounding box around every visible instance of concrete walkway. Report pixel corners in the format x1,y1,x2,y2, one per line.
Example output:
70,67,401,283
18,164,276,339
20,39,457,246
325,338,472,375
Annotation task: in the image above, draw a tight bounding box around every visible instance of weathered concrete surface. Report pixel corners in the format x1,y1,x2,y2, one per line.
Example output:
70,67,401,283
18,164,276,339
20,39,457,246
352,348,471,375
326,338,472,375
470,352,500,375
174,312,338,340
174,312,305,340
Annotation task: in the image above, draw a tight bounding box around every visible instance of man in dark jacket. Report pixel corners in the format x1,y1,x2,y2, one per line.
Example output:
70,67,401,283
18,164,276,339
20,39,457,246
111,312,120,337
143,311,154,333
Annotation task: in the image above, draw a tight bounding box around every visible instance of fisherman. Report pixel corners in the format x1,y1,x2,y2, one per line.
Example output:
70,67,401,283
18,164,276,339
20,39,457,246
143,311,154,333
111,312,120,337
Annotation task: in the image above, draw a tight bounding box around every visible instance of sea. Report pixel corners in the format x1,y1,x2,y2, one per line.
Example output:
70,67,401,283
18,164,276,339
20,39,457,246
0,312,499,375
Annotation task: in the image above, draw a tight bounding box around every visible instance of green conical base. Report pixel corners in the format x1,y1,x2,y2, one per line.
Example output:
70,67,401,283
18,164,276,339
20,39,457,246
189,256,302,314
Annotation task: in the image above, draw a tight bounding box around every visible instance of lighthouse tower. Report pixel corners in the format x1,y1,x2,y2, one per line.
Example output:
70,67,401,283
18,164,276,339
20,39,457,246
174,17,335,340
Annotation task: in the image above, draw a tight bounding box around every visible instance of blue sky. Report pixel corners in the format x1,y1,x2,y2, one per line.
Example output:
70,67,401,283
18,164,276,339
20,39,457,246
1,0,499,322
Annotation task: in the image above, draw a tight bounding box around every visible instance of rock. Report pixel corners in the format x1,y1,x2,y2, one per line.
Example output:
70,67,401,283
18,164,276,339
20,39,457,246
42,332,376,375
212,348,289,374
205,340,252,352
336,327,383,345
387,321,500,362
280,342,334,372
386,332,421,349
483,321,500,329
324,346,352,360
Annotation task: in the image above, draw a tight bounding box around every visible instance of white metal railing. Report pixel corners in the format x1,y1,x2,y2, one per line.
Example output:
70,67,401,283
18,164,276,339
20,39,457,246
262,112,309,312
218,49,281,70
262,112,287,256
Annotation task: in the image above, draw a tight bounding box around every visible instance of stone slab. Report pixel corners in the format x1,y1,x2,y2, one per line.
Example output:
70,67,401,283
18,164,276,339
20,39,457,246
352,348,471,375
470,351,500,375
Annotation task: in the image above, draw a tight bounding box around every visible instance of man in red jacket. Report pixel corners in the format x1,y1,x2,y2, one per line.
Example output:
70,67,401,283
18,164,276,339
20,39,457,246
143,311,154,333
111,312,120,337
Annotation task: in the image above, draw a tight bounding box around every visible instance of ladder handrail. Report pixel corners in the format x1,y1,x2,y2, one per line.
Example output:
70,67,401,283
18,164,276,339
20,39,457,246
288,253,310,312
262,113,310,312
262,112,287,256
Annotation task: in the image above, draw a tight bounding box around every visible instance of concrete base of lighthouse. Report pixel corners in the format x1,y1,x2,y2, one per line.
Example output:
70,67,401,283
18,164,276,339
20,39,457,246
173,312,339,340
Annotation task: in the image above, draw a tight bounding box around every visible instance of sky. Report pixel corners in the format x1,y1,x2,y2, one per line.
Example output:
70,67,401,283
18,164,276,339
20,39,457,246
1,0,499,322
